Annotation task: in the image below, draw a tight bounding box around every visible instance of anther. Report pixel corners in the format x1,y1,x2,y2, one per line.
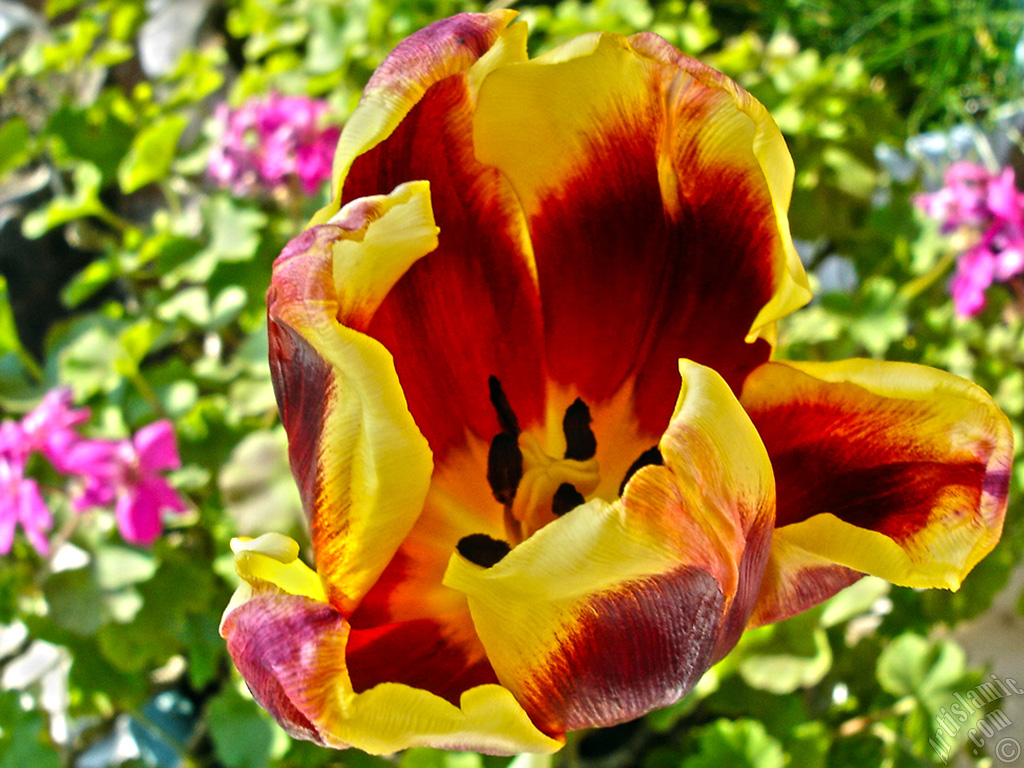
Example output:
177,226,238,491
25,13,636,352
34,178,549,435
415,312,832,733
619,446,663,496
563,398,597,460
487,432,523,505
457,533,511,567
488,375,520,436
552,483,585,516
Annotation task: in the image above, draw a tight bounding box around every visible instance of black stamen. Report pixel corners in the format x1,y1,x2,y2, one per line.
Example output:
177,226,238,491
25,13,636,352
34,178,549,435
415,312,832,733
563,398,597,460
457,533,511,567
619,446,663,496
552,483,585,516
488,375,520,436
487,432,523,505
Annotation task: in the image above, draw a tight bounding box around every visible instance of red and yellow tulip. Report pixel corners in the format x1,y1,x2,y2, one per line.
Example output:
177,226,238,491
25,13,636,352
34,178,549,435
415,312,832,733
220,11,1012,754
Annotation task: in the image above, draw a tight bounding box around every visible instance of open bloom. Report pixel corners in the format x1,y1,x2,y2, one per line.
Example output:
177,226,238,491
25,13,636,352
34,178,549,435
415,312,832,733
221,12,1012,755
20,387,90,472
916,162,1024,316
208,93,341,196
0,422,53,556
70,420,187,546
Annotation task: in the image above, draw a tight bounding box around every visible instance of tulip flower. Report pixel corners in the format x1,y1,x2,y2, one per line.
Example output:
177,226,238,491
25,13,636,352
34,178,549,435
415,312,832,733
220,11,1012,754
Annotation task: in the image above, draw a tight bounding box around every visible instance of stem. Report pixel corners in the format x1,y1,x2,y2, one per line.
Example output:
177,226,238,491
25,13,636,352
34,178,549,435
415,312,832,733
128,367,168,419
898,248,958,303
838,695,916,736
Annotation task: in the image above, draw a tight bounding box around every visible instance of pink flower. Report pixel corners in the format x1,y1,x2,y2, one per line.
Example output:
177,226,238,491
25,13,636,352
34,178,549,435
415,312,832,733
20,387,90,472
0,422,52,556
207,93,340,196
986,168,1024,223
917,163,1024,316
915,162,991,231
951,246,997,317
70,420,188,546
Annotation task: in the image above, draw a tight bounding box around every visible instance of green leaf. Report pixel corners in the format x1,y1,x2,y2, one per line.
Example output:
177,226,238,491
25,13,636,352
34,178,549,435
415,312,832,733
401,750,484,768
820,576,890,627
54,318,123,399
0,275,42,381
43,568,106,635
118,114,188,193
61,257,118,309
183,612,224,689
94,546,158,590
0,117,32,176
206,687,275,768
203,196,267,262
162,197,267,286
828,734,887,768
46,105,134,183
116,317,162,378
681,719,786,768
219,427,303,536
21,163,105,238
735,610,832,694
0,691,60,768
876,633,971,709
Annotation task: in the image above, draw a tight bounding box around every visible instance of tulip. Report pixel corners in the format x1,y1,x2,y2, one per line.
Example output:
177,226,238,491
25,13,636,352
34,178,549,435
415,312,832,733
221,11,1012,754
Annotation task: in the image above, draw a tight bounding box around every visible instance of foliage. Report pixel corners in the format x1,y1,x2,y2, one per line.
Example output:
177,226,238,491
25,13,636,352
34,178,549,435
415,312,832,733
0,1,1021,767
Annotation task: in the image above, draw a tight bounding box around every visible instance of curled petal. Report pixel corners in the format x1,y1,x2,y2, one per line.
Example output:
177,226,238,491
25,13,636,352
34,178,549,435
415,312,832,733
741,360,1012,626
221,535,560,755
268,182,438,613
444,361,774,732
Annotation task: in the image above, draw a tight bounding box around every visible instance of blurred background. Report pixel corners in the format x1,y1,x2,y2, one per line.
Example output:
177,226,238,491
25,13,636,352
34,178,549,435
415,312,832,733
0,0,1023,766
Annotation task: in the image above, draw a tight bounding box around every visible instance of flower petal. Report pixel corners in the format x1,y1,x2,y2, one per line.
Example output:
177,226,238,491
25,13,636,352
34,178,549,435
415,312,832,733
134,419,181,473
221,535,560,755
115,490,162,546
313,10,523,225
337,26,545,459
444,361,774,732
268,182,437,614
471,32,809,433
741,360,1013,626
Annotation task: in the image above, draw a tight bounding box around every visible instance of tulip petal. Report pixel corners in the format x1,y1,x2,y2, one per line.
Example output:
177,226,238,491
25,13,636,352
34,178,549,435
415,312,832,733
313,10,523,224
472,32,810,435
268,182,437,614
338,43,546,460
741,360,1012,626
221,535,561,755
444,361,774,732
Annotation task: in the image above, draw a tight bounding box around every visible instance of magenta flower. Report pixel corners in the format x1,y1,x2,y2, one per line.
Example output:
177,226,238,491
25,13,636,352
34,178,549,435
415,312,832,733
70,420,188,546
20,387,90,472
207,93,340,196
916,162,1024,316
0,422,52,556
950,246,997,318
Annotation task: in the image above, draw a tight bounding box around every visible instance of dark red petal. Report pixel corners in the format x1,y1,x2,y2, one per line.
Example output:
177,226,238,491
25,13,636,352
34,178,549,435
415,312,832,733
342,75,545,461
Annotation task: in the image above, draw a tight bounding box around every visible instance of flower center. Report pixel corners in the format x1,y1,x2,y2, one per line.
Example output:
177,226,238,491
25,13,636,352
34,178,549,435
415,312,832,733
457,378,601,567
